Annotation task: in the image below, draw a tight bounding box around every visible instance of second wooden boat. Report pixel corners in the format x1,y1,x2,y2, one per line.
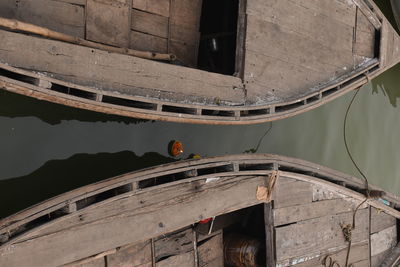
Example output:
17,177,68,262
0,154,399,266
0,0,399,124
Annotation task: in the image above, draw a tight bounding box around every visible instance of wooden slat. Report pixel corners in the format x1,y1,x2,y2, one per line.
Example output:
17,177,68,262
245,15,354,72
156,251,194,267
246,0,355,55
0,0,17,19
131,9,169,38
274,198,367,226
106,240,152,267
0,176,264,267
0,30,244,105
132,0,170,17
68,257,106,267
371,225,397,257
154,228,194,261
273,178,312,209
275,209,369,261
354,30,375,58
86,0,131,47
370,207,396,234
198,234,223,267
130,31,168,53
264,203,276,267
15,0,85,37
244,51,337,102
286,0,357,27
286,241,368,267
169,0,202,30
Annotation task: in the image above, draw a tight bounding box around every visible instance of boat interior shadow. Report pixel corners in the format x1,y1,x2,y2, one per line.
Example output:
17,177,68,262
0,90,150,125
0,151,175,219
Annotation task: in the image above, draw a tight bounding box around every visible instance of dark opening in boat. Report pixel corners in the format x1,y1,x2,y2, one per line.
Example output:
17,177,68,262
197,0,239,75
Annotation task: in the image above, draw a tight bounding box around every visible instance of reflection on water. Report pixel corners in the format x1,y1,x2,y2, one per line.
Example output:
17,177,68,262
0,151,175,218
372,64,400,107
0,0,399,219
0,90,148,125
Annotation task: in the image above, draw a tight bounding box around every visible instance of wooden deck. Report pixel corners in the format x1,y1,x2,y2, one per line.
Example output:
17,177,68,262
0,154,399,266
0,0,399,125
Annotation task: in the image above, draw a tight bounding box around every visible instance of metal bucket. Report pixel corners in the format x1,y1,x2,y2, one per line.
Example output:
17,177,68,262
224,234,264,267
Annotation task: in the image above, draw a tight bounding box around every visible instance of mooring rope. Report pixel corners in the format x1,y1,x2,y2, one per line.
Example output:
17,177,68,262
244,122,273,153
341,88,370,267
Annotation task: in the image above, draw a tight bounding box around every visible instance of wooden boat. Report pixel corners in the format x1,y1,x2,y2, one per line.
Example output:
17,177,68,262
0,0,399,125
1,154,399,266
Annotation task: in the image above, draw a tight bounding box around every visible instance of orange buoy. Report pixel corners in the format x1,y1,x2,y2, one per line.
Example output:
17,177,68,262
168,140,184,157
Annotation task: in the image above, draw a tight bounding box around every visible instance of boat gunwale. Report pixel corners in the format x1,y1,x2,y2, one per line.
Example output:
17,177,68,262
0,153,399,247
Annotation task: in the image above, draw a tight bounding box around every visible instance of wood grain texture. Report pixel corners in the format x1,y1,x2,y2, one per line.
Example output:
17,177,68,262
275,209,369,261
0,30,244,105
273,178,312,209
130,31,168,53
131,9,169,38
106,240,152,267
154,228,194,260
2,0,85,37
274,198,367,226
132,0,170,17
198,234,224,267
156,251,194,266
371,225,397,257
283,241,368,267
86,0,130,47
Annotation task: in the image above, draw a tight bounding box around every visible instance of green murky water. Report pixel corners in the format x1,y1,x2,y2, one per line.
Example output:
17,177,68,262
0,1,399,218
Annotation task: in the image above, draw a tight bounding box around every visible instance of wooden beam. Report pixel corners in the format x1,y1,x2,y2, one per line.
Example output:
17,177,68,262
264,203,276,267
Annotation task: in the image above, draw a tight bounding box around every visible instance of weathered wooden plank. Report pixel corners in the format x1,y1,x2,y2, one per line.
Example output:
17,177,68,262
0,30,244,105
354,29,375,58
283,241,368,267
15,0,85,37
68,257,106,267
273,178,313,209
264,203,276,267
0,176,264,267
371,249,392,267
275,209,369,261
244,52,327,103
130,31,168,53
0,0,17,19
245,15,354,72
285,0,357,27
370,207,396,234
380,242,400,267
53,0,86,5
156,251,194,267
132,0,170,17
170,0,202,30
86,0,131,47
107,240,152,267
356,7,376,34
371,225,397,257
312,184,347,201
198,234,223,267
131,9,169,38
246,0,355,55
274,198,367,226
154,228,194,261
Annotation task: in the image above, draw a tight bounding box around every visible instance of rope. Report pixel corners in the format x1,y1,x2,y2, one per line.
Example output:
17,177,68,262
244,123,273,153
256,171,279,202
342,88,370,267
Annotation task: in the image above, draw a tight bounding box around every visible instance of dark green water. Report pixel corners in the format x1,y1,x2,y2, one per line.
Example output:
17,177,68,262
0,1,399,219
